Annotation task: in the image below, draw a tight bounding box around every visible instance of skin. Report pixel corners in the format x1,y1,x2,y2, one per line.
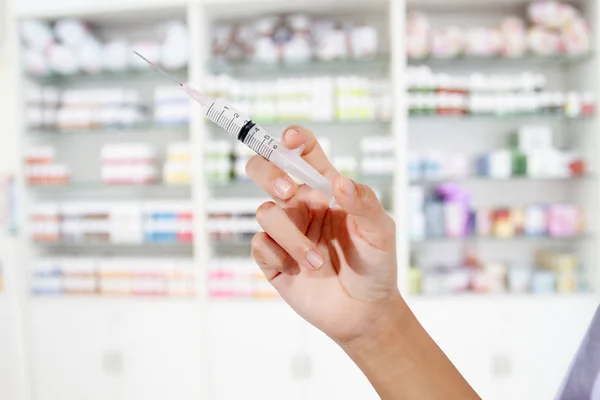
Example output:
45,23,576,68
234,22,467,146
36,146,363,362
247,125,481,400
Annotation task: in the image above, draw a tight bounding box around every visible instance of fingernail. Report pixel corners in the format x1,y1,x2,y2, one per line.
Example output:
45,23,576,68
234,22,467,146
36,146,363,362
305,250,324,271
341,176,357,197
273,178,293,198
285,129,299,139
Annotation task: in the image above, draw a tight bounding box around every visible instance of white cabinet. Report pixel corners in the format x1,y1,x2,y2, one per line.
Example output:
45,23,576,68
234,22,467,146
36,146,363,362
207,302,307,400
30,301,123,400
29,300,203,400
120,303,203,400
0,237,27,400
411,296,599,400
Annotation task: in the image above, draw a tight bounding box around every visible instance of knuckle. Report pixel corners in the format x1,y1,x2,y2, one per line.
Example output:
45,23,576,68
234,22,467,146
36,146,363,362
251,232,267,251
255,202,276,225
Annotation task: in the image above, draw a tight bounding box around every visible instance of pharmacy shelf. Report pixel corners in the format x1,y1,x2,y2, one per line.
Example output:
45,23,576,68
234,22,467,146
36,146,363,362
209,55,390,76
10,1,600,399
29,125,189,136
27,67,188,84
409,114,595,121
408,53,593,67
28,182,191,192
409,176,594,185
409,292,597,301
411,235,593,244
33,241,194,248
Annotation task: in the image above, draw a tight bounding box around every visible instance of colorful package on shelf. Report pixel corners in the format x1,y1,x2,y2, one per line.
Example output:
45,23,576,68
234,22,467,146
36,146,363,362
464,27,503,58
143,202,194,243
30,201,193,245
20,18,189,77
562,18,591,56
528,1,579,30
208,257,277,299
435,183,472,238
101,143,158,185
407,12,431,60
154,85,190,126
206,198,263,242
431,27,464,59
204,74,389,123
213,14,379,64
78,39,104,74
500,17,528,58
32,257,195,297
30,203,60,242
163,142,192,186
54,88,146,130
528,26,562,56
313,20,349,61
547,204,584,238
282,15,313,64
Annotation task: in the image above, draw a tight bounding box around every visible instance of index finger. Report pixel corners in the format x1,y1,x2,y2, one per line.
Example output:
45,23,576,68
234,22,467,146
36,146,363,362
282,125,339,183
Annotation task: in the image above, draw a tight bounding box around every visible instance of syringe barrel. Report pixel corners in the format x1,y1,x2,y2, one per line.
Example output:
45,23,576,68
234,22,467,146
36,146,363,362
205,98,280,160
205,98,334,203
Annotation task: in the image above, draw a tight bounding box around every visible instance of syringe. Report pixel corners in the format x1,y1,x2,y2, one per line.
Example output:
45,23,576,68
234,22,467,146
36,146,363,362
134,52,335,206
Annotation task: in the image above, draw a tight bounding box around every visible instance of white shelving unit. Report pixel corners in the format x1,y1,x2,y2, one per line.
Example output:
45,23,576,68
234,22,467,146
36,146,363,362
8,0,600,399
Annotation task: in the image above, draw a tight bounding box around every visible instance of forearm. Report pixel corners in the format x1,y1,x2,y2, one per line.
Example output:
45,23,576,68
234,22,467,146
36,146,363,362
342,297,481,400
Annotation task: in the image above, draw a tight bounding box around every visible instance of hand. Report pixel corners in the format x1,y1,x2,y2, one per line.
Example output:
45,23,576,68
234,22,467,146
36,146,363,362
247,126,404,345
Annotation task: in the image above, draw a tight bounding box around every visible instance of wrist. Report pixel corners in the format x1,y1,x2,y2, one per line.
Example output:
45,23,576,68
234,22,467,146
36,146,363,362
340,292,413,357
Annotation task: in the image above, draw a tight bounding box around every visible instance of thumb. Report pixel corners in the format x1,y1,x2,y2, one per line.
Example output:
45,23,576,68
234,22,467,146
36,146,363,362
333,175,396,250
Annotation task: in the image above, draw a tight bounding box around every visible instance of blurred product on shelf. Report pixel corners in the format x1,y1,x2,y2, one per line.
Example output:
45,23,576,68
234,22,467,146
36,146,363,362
31,257,195,297
154,86,190,126
25,85,149,131
24,145,70,186
208,258,277,299
20,18,188,77
202,74,391,123
409,184,585,241
409,125,587,181
407,66,596,117
332,156,359,179
409,246,586,296
144,202,193,243
361,136,396,177
206,140,233,185
30,201,193,244
163,142,192,185
233,142,256,182
207,198,263,242
101,143,158,185
407,1,590,60
213,14,379,64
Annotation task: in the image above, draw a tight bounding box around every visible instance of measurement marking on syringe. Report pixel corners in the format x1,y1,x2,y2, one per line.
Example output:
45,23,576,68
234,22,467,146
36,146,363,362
216,110,225,127
225,118,235,133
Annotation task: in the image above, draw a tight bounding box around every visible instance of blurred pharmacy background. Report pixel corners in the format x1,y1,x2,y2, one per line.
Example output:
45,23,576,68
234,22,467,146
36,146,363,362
1,0,600,399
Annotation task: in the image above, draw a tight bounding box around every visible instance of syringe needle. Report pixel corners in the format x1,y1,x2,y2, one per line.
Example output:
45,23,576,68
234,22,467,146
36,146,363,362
132,51,183,86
